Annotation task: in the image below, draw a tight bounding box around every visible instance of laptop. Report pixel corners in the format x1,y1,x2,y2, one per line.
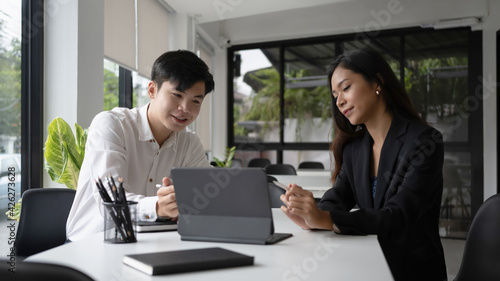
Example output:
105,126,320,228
171,167,292,245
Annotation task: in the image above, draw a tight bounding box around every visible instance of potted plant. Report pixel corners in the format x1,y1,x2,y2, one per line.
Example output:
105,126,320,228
213,146,236,167
6,118,87,220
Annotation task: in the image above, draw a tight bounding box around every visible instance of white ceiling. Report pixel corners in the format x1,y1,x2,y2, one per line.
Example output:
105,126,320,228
162,0,354,23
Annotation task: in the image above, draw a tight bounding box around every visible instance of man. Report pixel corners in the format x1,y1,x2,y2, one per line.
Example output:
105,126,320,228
66,50,214,241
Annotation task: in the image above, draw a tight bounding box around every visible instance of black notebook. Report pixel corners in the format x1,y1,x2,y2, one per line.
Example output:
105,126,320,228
122,247,254,275
137,218,177,232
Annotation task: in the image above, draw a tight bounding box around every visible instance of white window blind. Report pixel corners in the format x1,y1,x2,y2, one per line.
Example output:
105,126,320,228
104,0,169,77
137,0,169,78
104,0,136,70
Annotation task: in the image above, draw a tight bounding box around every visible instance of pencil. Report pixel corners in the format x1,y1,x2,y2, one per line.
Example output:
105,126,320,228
119,177,136,242
96,178,128,240
106,175,119,202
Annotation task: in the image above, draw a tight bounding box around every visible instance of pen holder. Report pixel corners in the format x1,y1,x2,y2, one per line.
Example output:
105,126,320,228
103,201,138,243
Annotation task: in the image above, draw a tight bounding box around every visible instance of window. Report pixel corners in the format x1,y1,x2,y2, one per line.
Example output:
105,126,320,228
103,60,150,111
103,59,120,110
233,48,280,144
0,0,22,209
228,27,483,239
283,43,334,145
404,29,477,238
132,72,149,108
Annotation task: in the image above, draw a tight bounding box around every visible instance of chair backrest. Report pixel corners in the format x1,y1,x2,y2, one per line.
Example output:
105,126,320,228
454,193,500,281
298,161,324,169
15,188,76,257
265,164,297,175
0,259,94,281
211,159,243,168
247,158,271,168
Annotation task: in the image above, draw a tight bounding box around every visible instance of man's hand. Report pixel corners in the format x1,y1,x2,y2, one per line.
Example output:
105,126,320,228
156,177,178,219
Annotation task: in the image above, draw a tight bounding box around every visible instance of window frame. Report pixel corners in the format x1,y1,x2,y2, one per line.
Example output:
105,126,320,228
21,0,44,193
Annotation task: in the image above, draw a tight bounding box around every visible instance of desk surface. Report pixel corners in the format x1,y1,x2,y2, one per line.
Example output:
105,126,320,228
26,210,393,281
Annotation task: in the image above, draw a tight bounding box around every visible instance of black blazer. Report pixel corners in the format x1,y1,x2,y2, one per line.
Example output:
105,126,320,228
318,115,447,281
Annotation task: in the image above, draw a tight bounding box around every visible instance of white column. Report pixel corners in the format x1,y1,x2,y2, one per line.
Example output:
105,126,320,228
44,0,104,187
211,47,228,159
482,0,500,200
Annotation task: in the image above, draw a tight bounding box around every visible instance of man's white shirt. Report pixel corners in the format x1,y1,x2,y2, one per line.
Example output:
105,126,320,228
66,104,210,241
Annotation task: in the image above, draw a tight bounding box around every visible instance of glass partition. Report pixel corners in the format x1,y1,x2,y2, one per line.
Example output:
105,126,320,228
284,43,334,143
233,48,280,143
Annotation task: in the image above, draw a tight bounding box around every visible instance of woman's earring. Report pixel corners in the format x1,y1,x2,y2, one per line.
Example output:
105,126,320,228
376,90,380,95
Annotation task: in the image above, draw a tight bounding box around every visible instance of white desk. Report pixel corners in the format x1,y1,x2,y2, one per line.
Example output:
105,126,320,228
26,210,393,281
272,174,332,198
296,169,332,177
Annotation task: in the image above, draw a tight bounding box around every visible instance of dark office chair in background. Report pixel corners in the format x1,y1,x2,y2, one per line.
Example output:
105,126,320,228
247,158,271,168
15,188,76,258
265,164,297,175
453,193,500,281
266,175,286,208
298,161,324,169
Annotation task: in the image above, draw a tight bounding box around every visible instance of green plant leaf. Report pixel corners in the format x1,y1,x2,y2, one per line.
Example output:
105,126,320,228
44,117,85,189
57,142,80,190
213,157,225,167
7,118,87,220
213,146,236,167
75,122,88,157
225,146,236,167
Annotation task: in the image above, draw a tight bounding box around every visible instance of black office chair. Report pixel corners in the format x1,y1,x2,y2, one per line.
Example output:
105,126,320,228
298,161,324,169
0,259,94,281
211,159,243,168
15,188,76,258
454,193,500,281
247,158,271,168
265,164,297,175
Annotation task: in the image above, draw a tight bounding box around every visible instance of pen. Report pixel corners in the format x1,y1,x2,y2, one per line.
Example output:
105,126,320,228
273,181,290,191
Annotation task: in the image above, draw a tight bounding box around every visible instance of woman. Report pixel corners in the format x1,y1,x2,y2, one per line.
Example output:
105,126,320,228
281,49,447,281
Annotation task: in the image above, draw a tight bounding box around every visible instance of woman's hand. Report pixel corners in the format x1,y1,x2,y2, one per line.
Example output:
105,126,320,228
156,177,178,219
280,184,333,230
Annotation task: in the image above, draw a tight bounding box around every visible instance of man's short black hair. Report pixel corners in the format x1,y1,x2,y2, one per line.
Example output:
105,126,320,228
151,50,215,95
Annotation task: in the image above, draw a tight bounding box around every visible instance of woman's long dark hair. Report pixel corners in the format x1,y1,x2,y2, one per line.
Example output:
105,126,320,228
328,48,425,184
